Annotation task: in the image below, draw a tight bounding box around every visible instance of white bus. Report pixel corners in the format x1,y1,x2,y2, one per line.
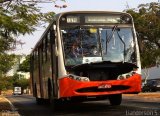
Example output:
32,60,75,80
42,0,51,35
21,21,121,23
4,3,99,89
30,11,142,106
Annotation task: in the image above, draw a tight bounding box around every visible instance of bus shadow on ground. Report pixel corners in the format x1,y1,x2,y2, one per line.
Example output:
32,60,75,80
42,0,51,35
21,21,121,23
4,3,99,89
52,101,130,116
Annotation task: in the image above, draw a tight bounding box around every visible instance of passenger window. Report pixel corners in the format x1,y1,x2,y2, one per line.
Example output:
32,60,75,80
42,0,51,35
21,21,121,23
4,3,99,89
50,29,55,44
42,39,46,63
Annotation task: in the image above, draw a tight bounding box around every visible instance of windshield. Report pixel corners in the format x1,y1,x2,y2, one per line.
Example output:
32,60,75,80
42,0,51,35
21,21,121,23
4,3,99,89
101,27,135,62
61,26,135,66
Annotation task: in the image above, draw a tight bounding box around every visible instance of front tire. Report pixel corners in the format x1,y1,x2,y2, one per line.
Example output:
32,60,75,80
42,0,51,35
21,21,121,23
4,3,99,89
108,94,122,106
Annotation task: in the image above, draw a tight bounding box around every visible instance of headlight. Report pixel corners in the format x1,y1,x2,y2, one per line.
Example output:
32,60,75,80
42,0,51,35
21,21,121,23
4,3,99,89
117,71,135,80
118,75,125,80
68,74,90,82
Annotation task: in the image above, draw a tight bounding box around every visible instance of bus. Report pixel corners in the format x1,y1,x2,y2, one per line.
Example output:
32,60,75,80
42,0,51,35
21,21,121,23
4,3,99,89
30,11,142,106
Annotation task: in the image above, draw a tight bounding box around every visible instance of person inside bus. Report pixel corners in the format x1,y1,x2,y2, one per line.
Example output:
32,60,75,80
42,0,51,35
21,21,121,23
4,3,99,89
71,41,82,58
90,45,98,56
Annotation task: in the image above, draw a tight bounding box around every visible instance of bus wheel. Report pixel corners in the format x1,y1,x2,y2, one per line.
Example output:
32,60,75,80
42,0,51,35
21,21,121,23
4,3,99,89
34,84,44,105
36,98,44,105
108,94,122,106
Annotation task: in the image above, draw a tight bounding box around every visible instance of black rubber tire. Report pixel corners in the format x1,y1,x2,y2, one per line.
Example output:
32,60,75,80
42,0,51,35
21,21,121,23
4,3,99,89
108,94,122,106
36,98,44,105
34,84,44,105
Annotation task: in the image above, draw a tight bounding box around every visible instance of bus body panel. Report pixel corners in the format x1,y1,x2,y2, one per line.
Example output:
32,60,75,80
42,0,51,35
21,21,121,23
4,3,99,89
59,74,141,98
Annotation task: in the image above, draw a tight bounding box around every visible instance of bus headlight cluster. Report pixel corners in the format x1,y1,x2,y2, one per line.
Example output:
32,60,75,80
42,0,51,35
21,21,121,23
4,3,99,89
68,74,90,82
117,71,135,80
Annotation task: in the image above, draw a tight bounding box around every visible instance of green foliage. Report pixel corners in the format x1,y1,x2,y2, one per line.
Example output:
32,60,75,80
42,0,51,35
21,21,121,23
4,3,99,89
0,0,55,52
0,76,13,91
0,54,20,93
125,2,160,68
0,73,29,94
18,55,30,72
0,0,63,93
0,53,17,74
0,1,55,89
12,73,29,90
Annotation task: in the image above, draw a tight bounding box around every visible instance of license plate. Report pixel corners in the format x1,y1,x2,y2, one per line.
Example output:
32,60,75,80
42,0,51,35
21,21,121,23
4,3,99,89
98,84,112,89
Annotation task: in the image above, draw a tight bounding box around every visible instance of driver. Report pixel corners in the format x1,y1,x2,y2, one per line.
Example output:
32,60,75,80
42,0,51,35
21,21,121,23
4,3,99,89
72,42,81,58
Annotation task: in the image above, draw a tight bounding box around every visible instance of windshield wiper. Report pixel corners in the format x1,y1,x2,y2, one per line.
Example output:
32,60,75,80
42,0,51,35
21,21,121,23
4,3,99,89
106,25,118,53
106,25,126,62
116,29,126,62
106,25,118,43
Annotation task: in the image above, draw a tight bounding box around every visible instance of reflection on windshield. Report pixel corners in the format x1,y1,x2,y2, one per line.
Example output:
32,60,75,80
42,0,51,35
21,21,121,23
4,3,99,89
61,26,135,66
101,28,134,62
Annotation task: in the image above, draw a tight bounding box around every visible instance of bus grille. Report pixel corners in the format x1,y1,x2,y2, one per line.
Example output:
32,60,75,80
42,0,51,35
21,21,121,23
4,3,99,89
76,85,130,93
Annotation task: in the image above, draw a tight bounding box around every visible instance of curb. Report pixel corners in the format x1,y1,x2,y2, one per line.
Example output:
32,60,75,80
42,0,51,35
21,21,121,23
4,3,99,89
3,97,21,116
3,97,16,111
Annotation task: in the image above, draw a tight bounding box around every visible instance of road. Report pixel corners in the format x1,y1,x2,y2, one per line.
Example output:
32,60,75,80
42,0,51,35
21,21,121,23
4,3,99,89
6,94,160,116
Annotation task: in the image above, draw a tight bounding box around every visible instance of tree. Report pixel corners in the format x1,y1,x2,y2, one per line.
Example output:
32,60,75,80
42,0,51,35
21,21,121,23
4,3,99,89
0,76,13,94
125,2,160,68
0,54,20,94
18,55,30,72
0,0,62,94
0,54,17,75
0,0,55,75
0,0,56,52
12,73,29,89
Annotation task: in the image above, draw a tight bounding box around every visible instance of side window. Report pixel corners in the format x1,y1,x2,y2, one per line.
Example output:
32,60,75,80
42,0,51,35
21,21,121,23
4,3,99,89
31,54,34,70
50,28,55,45
35,50,38,69
42,39,46,63
45,37,48,62
40,44,43,65
47,32,51,56
33,50,37,70
48,31,51,43
34,51,36,70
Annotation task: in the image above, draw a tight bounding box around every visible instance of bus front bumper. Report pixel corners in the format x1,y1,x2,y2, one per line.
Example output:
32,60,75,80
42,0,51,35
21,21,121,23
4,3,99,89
59,74,141,98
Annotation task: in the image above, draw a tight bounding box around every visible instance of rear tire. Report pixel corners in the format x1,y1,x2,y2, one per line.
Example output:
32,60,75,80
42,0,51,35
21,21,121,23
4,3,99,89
34,84,44,105
109,94,122,106
36,98,44,105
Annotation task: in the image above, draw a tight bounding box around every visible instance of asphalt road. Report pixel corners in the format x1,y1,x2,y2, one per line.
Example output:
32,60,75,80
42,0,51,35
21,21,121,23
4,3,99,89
6,94,160,116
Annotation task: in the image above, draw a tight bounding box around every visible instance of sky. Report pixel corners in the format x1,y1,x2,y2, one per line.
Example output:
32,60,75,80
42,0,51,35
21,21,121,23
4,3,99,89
13,0,158,55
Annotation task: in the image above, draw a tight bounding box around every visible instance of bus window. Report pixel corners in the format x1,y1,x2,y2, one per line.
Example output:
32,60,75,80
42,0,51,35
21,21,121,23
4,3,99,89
42,39,46,63
50,29,55,44
45,37,48,62
100,27,135,62
81,29,101,57
62,28,101,66
47,32,51,56
33,50,37,70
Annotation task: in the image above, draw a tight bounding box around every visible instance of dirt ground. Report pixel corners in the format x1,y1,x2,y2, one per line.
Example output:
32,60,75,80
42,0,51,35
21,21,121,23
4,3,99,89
0,95,12,111
123,92,160,98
